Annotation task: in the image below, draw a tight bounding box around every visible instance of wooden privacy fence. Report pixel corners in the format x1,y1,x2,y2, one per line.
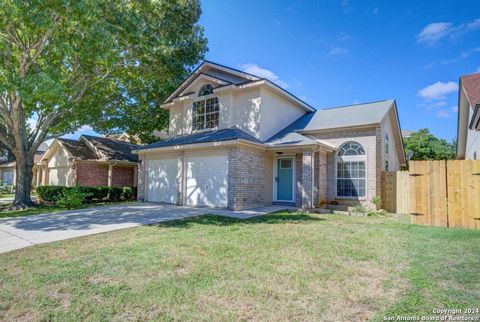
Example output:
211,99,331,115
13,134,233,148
382,160,480,230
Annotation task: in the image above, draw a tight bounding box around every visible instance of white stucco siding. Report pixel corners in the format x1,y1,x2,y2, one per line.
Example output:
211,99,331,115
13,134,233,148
466,106,480,159
47,145,72,168
169,103,184,136
231,88,262,138
309,128,379,203
48,167,73,186
380,111,401,171
259,88,306,142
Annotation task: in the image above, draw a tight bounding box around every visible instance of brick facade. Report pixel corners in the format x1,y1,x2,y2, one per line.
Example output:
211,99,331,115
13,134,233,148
76,162,136,187
228,147,265,210
311,127,380,206
111,165,135,187
76,163,109,186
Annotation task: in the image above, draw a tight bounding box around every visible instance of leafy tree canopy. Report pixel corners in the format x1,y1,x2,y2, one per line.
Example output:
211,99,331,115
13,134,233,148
404,128,456,161
0,0,207,206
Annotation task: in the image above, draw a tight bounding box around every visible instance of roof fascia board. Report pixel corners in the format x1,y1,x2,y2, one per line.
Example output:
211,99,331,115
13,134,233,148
456,84,469,159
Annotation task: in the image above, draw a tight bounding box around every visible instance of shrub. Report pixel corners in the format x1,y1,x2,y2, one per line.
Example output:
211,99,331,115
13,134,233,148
122,187,135,200
36,186,65,202
56,188,87,210
36,185,136,203
371,196,382,210
108,187,123,201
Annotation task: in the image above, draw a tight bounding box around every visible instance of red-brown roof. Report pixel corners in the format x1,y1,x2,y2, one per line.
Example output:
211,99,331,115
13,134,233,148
461,72,480,106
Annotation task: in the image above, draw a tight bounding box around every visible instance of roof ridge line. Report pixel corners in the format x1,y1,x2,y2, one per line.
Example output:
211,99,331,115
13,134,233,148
320,99,393,111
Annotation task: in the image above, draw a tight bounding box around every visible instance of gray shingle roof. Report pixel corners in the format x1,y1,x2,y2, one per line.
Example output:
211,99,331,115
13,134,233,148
58,138,99,160
82,135,139,162
267,132,319,147
136,127,262,150
58,136,139,162
268,99,394,142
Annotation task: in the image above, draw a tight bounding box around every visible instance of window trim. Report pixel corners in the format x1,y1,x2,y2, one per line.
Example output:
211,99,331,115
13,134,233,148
335,141,367,200
191,93,220,132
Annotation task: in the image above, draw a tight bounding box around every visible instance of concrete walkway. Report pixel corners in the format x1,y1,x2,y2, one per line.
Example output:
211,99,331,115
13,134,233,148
0,203,294,254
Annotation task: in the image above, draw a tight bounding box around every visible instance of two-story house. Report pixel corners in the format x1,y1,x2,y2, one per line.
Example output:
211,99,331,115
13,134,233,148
457,72,480,160
134,61,405,210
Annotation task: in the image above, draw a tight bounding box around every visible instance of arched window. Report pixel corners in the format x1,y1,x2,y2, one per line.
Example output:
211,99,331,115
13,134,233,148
192,84,219,130
336,142,366,197
198,84,214,96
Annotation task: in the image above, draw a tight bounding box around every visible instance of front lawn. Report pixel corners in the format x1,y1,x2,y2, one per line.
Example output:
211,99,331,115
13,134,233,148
0,201,135,219
0,212,479,321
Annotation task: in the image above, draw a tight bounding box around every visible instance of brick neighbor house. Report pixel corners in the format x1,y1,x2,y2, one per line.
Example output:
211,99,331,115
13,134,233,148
0,142,49,186
37,135,138,187
133,61,406,210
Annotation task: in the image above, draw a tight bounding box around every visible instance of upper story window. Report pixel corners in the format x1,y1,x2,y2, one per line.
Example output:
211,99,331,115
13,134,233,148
385,134,389,154
192,84,219,131
198,84,214,96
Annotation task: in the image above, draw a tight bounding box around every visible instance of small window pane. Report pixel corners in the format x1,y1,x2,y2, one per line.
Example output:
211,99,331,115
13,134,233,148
338,142,365,156
198,84,213,96
280,159,292,169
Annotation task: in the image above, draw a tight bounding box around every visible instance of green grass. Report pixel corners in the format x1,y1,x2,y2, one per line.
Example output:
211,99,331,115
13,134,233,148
0,193,14,198
0,201,134,219
0,212,479,321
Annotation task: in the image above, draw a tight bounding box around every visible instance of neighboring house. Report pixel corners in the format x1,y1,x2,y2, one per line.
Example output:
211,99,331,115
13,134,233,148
37,135,139,187
134,61,405,210
0,142,49,186
457,72,480,160
401,129,414,138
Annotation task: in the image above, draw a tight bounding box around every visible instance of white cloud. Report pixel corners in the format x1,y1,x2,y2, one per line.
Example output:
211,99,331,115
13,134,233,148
416,22,453,45
435,106,459,118
327,46,348,56
417,81,458,100
467,18,480,30
240,63,288,88
476,67,480,73
436,109,451,118
417,18,480,45
337,32,353,41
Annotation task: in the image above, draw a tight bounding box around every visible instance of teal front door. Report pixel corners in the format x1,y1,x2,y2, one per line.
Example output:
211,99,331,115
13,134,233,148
276,157,294,201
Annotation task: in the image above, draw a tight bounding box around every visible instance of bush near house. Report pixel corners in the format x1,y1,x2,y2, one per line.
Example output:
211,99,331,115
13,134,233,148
36,186,137,203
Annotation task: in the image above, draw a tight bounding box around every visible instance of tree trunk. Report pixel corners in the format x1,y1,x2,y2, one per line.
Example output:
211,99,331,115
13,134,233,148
11,154,35,209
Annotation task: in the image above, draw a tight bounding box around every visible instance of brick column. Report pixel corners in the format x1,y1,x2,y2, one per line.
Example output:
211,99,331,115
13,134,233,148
301,151,314,209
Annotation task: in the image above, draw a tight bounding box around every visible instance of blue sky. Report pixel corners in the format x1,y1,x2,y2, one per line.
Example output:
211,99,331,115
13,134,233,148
199,0,480,141
67,0,480,142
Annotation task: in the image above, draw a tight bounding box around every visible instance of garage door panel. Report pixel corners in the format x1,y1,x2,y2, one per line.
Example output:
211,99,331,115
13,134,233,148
146,158,178,203
186,155,228,207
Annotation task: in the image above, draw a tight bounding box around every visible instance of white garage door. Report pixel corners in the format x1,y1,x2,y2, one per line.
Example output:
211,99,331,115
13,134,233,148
146,157,178,204
186,155,228,208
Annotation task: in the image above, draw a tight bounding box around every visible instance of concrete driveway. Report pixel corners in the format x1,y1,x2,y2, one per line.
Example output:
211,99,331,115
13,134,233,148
0,203,292,254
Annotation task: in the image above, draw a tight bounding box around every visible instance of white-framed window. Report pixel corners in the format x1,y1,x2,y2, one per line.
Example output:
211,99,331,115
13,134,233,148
336,142,366,198
192,84,219,131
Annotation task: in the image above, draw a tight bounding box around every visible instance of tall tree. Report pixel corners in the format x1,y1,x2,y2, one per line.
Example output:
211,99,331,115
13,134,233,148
404,128,456,161
0,0,207,208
